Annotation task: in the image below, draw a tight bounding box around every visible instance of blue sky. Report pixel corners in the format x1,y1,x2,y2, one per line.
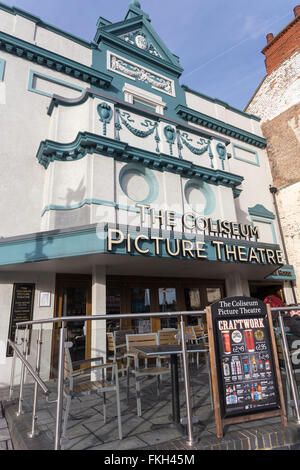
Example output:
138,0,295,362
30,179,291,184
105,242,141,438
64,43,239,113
2,0,297,110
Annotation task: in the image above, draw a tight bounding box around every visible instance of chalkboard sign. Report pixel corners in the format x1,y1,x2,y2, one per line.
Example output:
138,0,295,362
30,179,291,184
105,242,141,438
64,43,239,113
6,283,35,357
206,296,287,438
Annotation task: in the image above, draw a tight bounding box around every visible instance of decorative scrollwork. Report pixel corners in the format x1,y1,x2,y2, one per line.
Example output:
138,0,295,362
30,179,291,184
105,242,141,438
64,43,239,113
115,109,160,153
177,131,214,168
110,54,173,95
97,102,113,136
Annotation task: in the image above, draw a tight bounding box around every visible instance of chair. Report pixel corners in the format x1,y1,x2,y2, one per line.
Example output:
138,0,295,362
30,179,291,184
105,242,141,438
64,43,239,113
107,330,134,376
63,342,122,441
126,333,170,416
157,329,179,346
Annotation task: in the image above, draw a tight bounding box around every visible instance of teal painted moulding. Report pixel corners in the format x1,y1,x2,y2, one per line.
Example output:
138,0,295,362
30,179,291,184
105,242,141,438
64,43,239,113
248,204,275,219
0,223,281,267
0,31,113,89
36,131,244,194
176,104,267,149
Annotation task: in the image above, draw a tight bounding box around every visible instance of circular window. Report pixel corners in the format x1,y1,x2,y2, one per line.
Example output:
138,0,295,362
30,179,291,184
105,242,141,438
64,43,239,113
119,163,159,204
184,178,216,216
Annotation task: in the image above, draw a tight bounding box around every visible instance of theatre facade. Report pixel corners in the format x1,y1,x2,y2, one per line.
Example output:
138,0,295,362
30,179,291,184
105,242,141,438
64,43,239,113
0,1,296,385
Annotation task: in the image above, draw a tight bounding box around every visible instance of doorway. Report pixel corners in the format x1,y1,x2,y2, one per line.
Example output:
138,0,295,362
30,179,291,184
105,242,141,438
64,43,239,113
106,276,226,332
50,274,92,378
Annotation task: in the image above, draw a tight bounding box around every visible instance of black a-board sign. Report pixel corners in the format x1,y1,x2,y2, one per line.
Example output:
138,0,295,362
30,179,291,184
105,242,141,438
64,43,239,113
6,283,35,357
206,296,287,438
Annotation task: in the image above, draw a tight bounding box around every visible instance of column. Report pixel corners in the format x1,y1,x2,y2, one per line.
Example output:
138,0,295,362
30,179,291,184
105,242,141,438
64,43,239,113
91,265,106,365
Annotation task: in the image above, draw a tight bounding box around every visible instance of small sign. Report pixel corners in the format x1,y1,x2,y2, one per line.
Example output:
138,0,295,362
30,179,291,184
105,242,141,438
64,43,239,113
39,292,51,307
6,283,35,357
206,296,287,437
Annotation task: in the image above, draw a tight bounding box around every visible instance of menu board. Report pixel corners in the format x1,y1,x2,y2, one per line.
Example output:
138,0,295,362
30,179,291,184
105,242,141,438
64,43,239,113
209,296,282,420
6,283,35,357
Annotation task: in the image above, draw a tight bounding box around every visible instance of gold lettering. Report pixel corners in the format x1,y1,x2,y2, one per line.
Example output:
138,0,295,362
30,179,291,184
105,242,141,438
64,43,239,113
266,249,276,264
237,245,248,262
182,213,195,230
195,216,208,231
249,225,260,240
135,203,150,224
181,240,195,258
165,211,176,228
256,247,266,263
248,247,260,263
224,244,237,261
195,242,207,259
134,235,150,254
211,241,224,260
107,229,125,251
275,250,284,264
151,236,163,255
165,239,180,257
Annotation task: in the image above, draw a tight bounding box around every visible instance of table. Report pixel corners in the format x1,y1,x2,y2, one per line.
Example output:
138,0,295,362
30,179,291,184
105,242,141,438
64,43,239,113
133,344,209,426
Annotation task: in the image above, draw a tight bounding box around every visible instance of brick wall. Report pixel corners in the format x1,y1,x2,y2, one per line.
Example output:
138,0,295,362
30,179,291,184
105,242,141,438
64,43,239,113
261,103,300,188
262,15,300,75
277,182,300,302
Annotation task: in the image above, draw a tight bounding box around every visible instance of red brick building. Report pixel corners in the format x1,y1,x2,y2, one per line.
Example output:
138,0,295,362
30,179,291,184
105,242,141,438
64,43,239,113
246,6,300,302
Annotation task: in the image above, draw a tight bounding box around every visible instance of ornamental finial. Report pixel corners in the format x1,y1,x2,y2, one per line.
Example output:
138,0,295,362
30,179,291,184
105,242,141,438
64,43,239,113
129,0,141,8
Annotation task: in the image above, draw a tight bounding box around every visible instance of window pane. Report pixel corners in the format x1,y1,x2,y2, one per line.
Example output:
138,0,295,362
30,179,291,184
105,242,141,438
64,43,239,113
159,288,177,329
184,288,201,326
206,287,222,304
106,288,121,331
131,288,151,333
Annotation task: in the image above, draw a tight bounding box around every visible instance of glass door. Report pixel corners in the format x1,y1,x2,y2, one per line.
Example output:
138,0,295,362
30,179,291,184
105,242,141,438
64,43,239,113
51,277,91,377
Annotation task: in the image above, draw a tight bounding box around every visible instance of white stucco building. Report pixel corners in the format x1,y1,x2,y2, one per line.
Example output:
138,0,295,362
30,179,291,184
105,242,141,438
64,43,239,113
0,0,296,386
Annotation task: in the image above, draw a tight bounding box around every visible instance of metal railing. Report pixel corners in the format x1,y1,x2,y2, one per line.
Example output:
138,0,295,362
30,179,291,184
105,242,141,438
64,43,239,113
10,310,207,450
8,306,300,450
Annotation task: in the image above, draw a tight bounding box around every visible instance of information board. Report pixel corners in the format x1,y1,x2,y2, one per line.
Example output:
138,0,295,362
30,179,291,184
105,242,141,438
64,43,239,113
206,296,287,438
6,283,35,357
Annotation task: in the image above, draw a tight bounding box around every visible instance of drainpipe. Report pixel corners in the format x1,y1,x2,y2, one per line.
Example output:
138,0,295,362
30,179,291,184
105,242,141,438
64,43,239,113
269,185,297,303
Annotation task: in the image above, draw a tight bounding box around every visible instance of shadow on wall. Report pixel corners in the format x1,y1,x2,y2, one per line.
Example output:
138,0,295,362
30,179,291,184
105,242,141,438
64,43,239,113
25,234,54,263
60,178,86,208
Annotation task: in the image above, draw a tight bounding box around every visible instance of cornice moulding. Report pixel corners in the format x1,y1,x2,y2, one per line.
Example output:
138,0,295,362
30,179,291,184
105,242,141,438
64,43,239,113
0,31,113,89
176,105,267,149
36,132,244,196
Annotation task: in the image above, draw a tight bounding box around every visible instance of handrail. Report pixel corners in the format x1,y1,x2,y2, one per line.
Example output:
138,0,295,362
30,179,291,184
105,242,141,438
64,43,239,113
15,305,300,328
15,309,207,327
10,304,300,450
8,340,50,396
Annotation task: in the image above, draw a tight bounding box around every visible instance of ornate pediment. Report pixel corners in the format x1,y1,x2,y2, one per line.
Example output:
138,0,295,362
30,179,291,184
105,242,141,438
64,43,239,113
118,29,163,59
94,1,183,76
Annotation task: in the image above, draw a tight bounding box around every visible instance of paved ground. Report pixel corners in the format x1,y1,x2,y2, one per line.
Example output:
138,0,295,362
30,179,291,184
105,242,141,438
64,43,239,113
1,358,299,451
0,402,13,450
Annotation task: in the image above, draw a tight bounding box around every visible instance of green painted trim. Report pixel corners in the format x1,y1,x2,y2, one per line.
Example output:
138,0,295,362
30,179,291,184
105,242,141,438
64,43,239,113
182,85,261,122
119,162,159,204
28,69,84,98
232,143,260,167
0,2,92,49
248,204,275,219
176,104,267,149
251,217,277,245
0,31,113,89
0,222,282,267
47,88,229,146
0,57,5,81
36,131,244,195
266,265,296,281
184,178,216,216
95,24,183,77
41,198,142,217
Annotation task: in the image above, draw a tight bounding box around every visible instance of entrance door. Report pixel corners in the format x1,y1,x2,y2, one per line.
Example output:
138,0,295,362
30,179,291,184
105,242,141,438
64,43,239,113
50,275,92,377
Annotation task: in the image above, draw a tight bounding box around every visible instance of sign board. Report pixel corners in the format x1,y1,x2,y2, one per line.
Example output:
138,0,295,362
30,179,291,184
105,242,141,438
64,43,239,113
206,296,287,438
6,283,35,357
